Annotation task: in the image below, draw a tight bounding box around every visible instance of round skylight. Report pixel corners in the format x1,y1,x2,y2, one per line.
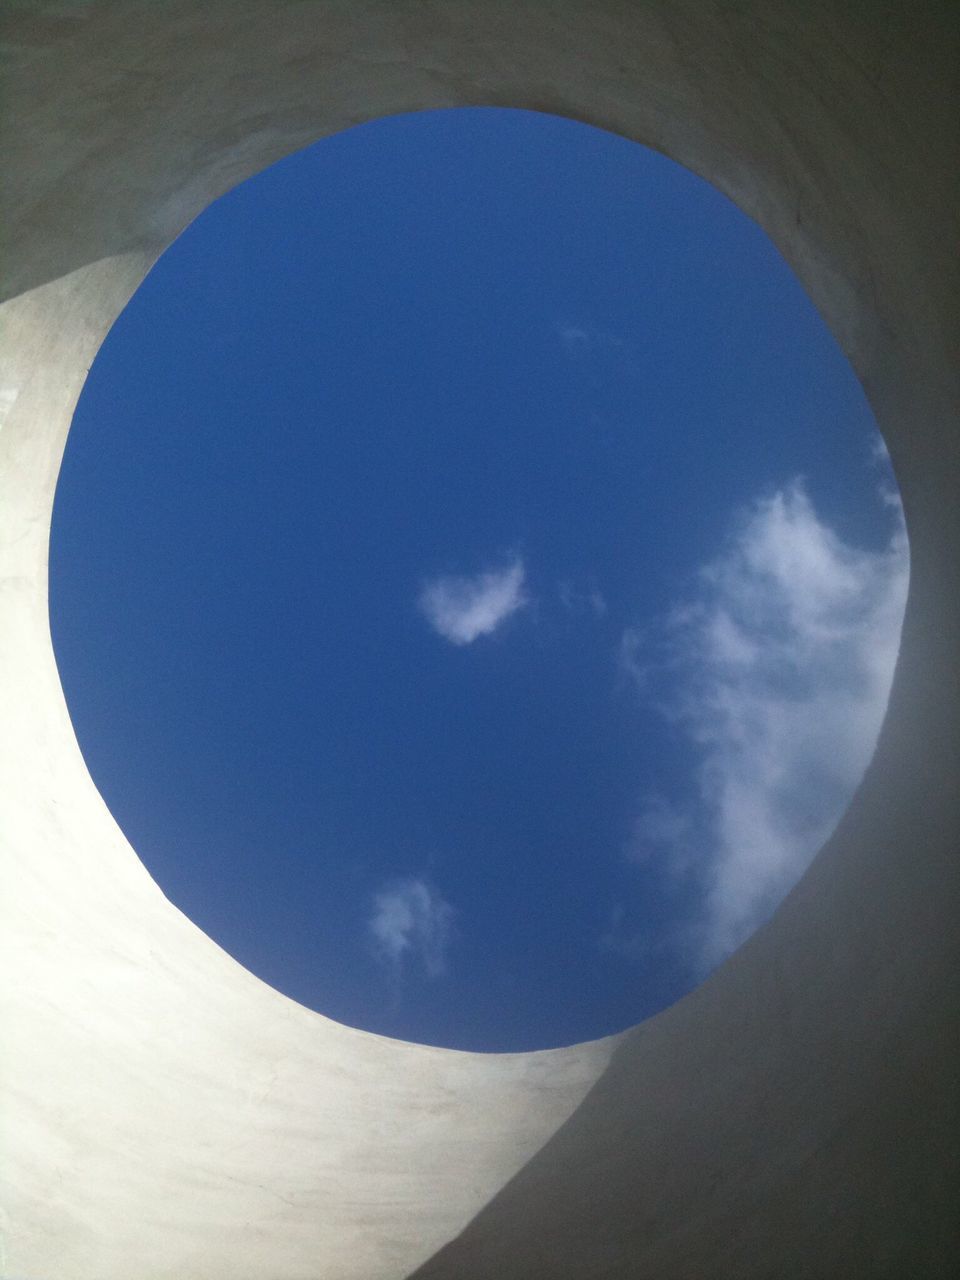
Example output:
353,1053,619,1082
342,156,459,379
50,108,907,1051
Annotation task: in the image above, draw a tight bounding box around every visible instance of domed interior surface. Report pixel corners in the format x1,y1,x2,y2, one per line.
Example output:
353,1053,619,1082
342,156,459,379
1,3,957,1278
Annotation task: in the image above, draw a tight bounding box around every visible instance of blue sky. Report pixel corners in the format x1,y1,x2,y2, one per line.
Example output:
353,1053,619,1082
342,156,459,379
50,108,908,1052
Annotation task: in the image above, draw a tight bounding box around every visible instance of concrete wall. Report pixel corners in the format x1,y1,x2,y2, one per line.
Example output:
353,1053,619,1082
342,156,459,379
1,3,957,1277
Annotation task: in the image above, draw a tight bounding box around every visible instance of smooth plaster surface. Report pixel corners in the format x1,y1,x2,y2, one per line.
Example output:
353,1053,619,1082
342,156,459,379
0,2,957,1277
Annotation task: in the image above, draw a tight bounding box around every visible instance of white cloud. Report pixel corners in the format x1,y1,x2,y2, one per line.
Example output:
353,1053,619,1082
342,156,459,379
368,877,455,978
623,479,909,973
625,793,694,868
869,431,905,510
419,557,527,645
559,580,607,617
556,322,624,356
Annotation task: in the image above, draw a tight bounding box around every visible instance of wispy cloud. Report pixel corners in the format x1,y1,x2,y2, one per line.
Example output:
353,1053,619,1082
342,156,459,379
556,322,624,356
621,475,909,973
419,557,527,645
559,579,607,617
368,877,455,978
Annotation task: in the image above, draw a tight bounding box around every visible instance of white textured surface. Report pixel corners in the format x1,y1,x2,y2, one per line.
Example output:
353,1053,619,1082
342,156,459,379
1,3,957,1277
0,256,617,1279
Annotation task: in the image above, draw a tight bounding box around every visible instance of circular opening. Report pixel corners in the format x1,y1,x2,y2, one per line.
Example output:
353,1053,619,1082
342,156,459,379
50,108,908,1051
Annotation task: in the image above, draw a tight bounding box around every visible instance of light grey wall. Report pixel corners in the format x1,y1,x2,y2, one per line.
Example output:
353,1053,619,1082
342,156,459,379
1,3,957,1277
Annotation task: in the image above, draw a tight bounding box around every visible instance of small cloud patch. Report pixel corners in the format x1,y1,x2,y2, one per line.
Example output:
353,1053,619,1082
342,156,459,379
559,579,607,617
368,877,455,978
556,321,624,356
419,557,527,645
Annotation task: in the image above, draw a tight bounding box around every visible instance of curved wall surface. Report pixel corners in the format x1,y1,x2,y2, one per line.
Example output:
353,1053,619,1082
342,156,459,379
1,3,957,1277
